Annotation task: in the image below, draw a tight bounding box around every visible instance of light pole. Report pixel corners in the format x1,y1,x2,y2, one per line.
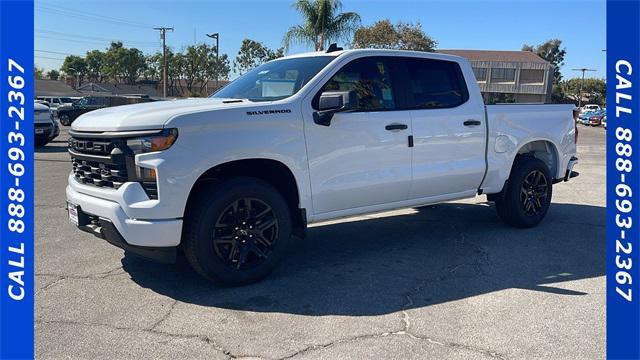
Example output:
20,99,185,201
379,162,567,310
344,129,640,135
154,26,174,98
206,33,219,90
572,68,597,108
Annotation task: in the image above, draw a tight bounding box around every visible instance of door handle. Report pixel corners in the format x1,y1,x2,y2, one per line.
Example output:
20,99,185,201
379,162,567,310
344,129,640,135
385,123,408,131
463,119,482,126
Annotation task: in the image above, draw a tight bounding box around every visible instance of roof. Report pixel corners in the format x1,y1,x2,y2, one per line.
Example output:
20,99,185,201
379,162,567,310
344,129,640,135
282,48,466,63
436,49,550,64
35,79,81,97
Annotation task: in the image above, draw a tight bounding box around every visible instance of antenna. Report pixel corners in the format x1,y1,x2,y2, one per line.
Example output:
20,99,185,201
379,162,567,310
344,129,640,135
326,43,343,53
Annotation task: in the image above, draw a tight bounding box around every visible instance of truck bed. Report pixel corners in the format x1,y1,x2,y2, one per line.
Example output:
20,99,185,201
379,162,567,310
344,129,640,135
480,104,577,194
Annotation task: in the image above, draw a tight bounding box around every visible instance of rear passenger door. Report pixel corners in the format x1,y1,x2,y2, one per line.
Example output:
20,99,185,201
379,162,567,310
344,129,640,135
404,57,487,199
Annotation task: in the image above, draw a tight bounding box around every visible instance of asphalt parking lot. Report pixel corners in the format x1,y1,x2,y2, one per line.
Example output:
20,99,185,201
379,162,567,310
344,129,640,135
35,124,605,359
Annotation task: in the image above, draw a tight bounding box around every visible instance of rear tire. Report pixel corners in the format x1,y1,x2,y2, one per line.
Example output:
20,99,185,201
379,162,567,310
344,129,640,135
494,157,553,228
182,177,292,285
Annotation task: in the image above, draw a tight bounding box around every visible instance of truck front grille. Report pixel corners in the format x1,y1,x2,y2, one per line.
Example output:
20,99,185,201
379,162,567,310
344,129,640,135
68,135,159,199
71,157,128,189
69,137,129,190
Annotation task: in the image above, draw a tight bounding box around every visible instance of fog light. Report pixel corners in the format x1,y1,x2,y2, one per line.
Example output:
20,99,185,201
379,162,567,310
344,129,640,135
136,167,156,181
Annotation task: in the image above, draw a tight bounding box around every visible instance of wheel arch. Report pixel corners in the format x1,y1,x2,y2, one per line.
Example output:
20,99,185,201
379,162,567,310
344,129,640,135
184,158,307,238
513,139,560,180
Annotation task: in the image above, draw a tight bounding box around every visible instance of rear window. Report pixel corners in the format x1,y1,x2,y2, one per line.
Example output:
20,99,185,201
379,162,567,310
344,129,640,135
405,58,469,109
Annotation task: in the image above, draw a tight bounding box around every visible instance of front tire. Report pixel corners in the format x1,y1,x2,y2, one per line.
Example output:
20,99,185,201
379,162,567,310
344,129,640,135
35,138,49,147
182,177,292,285
59,114,70,126
494,157,553,228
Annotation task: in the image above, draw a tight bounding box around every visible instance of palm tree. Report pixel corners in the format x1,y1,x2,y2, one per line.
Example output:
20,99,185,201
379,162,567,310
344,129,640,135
283,0,361,52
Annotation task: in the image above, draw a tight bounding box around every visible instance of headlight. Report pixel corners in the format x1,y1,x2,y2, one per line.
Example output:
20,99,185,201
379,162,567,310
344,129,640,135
126,128,178,154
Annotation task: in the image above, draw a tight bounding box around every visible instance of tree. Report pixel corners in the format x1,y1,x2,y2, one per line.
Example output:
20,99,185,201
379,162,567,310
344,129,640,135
99,42,147,84
233,39,285,75
522,39,566,84
121,47,146,84
182,44,210,94
557,78,606,106
144,52,163,81
85,50,106,82
169,51,185,96
102,42,126,83
208,53,231,93
283,0,360,51
351,19,437,51
34,66,44,79
179,44,232,96
46,69,60,80
61,55,88,86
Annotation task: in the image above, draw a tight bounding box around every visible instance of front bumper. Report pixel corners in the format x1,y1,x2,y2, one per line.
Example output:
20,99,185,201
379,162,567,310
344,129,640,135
66,178,183,260
73,205,177,263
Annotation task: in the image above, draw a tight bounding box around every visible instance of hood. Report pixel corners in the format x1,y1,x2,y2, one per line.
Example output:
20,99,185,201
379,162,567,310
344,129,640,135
34,102,49,111
70,98,253,132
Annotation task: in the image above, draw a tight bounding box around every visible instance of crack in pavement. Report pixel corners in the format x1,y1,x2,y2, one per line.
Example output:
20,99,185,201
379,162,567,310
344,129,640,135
36,319,261,360
36,276,65,296
35,265,127,293
278,235,506,360
276,328,506,360
148,299,179,331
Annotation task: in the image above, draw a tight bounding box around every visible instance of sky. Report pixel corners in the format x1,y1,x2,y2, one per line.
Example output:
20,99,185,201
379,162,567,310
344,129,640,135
35,0,606,80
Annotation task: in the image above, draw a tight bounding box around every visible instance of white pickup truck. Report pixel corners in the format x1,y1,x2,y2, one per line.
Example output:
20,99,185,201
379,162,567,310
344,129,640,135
66,48,579,284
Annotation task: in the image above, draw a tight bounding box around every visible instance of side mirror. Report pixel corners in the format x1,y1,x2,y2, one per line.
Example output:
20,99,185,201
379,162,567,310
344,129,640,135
313,90,357,126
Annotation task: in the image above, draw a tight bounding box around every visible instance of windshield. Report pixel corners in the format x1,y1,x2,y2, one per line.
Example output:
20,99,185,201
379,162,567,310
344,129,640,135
212,56,336,102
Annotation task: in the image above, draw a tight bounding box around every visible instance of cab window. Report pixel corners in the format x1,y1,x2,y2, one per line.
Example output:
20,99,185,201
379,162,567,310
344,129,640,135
404,58,468,109
318,57,396,111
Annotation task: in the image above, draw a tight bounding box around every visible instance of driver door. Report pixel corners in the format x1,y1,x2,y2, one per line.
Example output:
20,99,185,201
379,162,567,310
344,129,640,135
303,56,413,215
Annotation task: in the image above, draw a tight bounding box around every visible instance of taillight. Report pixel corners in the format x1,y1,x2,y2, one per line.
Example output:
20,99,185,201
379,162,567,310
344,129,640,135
573,108,579,144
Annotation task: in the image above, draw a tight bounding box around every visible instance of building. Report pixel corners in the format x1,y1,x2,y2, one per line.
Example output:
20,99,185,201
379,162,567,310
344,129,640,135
437,50,554,104
35,79,81,98
76,82,162,98
36,79,164,99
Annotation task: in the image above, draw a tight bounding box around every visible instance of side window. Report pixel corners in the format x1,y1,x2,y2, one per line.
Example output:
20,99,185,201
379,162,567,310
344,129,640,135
319,57,395,111
405,58,469,109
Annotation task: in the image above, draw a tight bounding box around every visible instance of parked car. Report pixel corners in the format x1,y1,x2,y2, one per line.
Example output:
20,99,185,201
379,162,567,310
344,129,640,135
66,48,579,285
36,96,75,110
588,109,606,126
579,111,596,125
35,99,50,107
580,104,600,115
602,115,607,129
58,95,155,126
34,102,59,146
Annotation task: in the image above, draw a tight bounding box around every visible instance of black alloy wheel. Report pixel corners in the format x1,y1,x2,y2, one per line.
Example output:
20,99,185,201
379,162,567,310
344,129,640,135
213,197,279,270
494,157,553,228
182,177,292,285
59,114,70,126
520,170,549,216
